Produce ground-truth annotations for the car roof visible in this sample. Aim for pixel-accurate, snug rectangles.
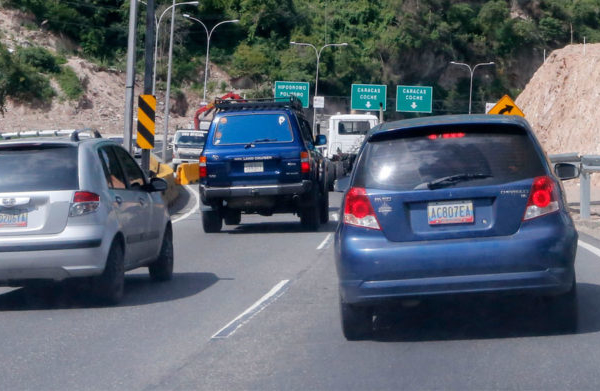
[368,114,531,140]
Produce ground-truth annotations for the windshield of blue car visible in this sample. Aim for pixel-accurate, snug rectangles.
[213,113,294,145]
[0,145,79,192]
[353,125,546,191]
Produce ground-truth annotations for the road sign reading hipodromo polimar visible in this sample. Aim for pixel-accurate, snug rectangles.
[351,84,387,111]
[274,81,310,108]
[396,85,433,113]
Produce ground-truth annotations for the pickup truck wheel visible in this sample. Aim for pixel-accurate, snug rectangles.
[301,187,320,231]
[319,188,329,224]
[149,226,174,281]
[224,210,241,225]
[202,209,222,233]
[93,240,125,305]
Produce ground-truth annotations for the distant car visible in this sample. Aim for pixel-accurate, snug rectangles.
[108,135,142,158]
[199,97,329,232]
[171,129,206,170]
[335,115,580,340]
[0,130,173,304]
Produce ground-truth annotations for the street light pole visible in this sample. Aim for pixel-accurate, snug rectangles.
[152,1,198,96]
[290,41,348,133]
[450,61,495,114]
[183,15,239,104]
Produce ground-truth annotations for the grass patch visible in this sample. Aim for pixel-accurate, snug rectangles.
[55,65,84,100]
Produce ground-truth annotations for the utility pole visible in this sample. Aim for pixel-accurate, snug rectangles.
[141,0,155,174]
[123,0,139,155]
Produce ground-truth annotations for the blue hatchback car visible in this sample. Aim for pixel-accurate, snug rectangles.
[335,115,579,340]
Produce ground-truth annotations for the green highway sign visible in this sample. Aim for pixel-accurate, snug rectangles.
[274,81,310,108]
[351,84,387,111]
[396,85,433,113]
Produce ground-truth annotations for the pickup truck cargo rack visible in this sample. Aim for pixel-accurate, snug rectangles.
[214,96,303,112]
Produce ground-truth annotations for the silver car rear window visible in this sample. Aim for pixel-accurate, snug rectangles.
[0,145,79,191]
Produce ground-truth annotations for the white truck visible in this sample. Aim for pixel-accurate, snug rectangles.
[323,113,379,184]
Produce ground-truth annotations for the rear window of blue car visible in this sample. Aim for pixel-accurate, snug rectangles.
[213,113,294,145]
[353,125,546,190]
[0,144,79,191]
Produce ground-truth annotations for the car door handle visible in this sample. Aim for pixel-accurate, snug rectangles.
[114,196,123,205]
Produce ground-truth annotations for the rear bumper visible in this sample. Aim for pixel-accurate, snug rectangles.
[200,180,312,198]
[0,226,109,284]
[335,221,578,305]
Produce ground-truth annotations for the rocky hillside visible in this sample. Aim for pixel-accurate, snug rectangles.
[516,43,600,157]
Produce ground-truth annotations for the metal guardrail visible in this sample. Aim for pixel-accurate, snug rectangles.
[549,153,600,219]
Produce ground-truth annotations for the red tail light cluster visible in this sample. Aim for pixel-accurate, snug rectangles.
[199,156,207,178]
[523,176,559,221]
[343,187,381,230]
[300,151,310,173]
[69,191,100,217]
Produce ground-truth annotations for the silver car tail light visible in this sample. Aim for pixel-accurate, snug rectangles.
[69,191,100,217]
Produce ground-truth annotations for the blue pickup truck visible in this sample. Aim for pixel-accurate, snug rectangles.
[199,97,329,232]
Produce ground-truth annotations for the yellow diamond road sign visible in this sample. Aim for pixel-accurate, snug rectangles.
[488,95,525,117]
[137,94,156,149]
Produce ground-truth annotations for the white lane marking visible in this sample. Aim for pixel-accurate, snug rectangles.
[578,240,600,258]
[212,280,290,339]
[172,185,200,224]
[317,233,333,250]
[331,212,339,222]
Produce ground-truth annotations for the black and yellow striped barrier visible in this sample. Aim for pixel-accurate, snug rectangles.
[137,94,156,149]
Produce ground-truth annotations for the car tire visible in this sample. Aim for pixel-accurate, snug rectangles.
[224,210,241,225]
[93,240,125,305]
[149,226,174,282]
[319,187,329,224]
[300,187,320,231]
[340,299,373,341]
[202,209,222,233]
[544,277,578,332]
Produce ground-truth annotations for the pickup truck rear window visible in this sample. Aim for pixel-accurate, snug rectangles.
[213,113,294,145]
[0,145,79,192]
[353,125,546,190]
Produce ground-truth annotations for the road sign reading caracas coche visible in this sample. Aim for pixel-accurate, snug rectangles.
[396,85,433,113]
[274,81,310,108]
[351,84,387,111]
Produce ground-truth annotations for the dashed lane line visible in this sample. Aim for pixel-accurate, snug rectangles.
[212,280,290,339]
[578,240,600,259]
[317,233,333,250]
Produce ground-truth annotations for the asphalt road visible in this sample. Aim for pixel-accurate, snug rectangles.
[2,187,600,390]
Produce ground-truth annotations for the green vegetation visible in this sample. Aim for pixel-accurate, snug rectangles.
[3,0,600,114]
[56,66,84,100]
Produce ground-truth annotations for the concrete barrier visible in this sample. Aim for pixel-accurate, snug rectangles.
[150,155,179,206]
[175,163,200,185]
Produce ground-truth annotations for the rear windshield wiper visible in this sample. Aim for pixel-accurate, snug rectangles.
[245,138,278,148]
[424,173,492,190]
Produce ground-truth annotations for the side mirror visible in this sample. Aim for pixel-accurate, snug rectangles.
[148,177,168,192]
[315,134,327,146]
[334,175,351,193]
[554,163,580,180]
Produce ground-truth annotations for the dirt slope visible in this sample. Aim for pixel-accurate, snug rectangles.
[516,43,600,156]
[0,8,206,134]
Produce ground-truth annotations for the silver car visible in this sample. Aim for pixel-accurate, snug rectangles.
[0,130,173,304]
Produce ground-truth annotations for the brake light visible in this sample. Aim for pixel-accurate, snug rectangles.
[343,187,381,230]
[523,176,559,221]
[69,191,100,217]
[199,156,207,178]
[427,132,466,139]
[301,151,310,173]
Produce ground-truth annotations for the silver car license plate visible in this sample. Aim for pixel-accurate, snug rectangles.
[0,209,28,228]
